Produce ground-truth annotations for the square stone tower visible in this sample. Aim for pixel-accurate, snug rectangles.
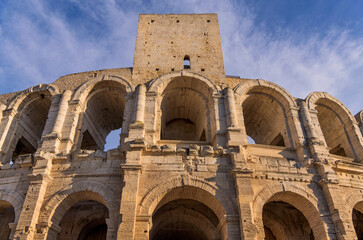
[132,14,226,83]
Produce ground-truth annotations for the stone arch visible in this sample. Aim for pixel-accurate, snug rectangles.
[346,190,363,215]
[253,182,329,240]
[148,70,220,94]
[7,84,59,111]
[70,76,132,151]
[40,180,118,233]
[72,75,133,104]
[346,190,363,238]
[138,175,238,219]
[306,92,356,123]
[234,79,298,148]
[234,79,296,109]
[0,84,57,164]
[139,175,240,239]
[0,189,24,222]
[150,71,219,143]
[306,92,363,160]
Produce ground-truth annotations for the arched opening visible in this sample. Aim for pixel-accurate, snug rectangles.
[242,91,289,147]
[150,187,223,240]
[353,202,363,239]
[160,76,213,142]
[263,201,314,240]
[314,98,355,158]
[57,200,109,240]
[79,81,126,151]
[184,55,191,69]
[6,91,52,163]
[0,200,15,240]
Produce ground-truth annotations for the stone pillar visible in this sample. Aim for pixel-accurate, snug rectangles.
[285,106,311,162]
[299,101,319,141]
[128,85,146,141]
[50,90,72,135]
[230,152,257,240]
[134,84,146,123]
[212,93,226,147]
[223,88,244,147]
[118,150,142,240]
[13,160,53,240]
[58,100,84,153]
[120,94,133,146]
[39,90,72,153]
[0,108,17,164]
[315,163,357,240]
[225,87,238,127]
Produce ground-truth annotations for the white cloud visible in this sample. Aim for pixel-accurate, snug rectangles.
[0,0,362,113]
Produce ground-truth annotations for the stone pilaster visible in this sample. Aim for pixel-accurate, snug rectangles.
[315,163,357,239]
[230,151,257,240]
[13,158,53,240]
[118,161,142,240]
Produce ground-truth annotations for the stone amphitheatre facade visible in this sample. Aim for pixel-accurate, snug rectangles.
[0,13,363,240]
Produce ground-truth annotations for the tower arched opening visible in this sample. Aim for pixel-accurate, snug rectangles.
[0,200,15,240]
[5,91,52,163]
[242,92,290,147]
[78,81,126,151]
[160,76,214,142]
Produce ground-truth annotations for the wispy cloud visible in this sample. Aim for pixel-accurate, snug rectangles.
[0,0,362,113]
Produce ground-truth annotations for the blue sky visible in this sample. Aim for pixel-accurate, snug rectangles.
[0,0,362,149]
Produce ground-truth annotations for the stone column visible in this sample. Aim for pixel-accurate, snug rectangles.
[224,88,244,147]
[58,100,84,153]
[0,108,17,164]
[128,85,146,141]
[212,94,226,147]
[225,87,238,127]
[285,106,310,162]
[134,84,146,124]
[299,100,321,144]
[39,90,72,153]
[13,162,53,240]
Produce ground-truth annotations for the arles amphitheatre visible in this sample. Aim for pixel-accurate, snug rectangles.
[0,14,362,240]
